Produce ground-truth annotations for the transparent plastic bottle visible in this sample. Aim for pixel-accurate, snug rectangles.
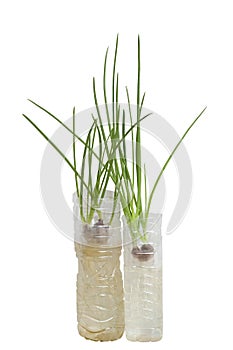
[73,191,124,341]
[123,214,162,342]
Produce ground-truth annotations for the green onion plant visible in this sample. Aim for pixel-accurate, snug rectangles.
[22,36,151,225]
[91,35,206,242]
[22,35,206,239]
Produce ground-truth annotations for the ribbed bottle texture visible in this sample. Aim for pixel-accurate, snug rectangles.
[73,192,124,341]
[123,215,163,342]
[75,243,124,340]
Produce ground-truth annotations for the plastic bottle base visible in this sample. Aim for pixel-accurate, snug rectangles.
[78,324,124,342]
[125,329,162,342]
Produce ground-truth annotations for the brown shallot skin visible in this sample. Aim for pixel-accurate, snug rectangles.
[131,243,154,262]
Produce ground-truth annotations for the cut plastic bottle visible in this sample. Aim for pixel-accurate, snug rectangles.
[73,191,124,341]
[123,214,162,342]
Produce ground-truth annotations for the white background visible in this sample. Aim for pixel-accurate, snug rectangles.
[1,0,233,349]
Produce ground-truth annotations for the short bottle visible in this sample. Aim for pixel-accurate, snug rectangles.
[123,214,163,342]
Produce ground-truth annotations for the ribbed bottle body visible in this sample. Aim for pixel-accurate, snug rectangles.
[123,214,162,342]
[73,192,124,341]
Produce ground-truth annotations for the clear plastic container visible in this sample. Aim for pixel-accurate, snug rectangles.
[123,214,162,342]
[73,191,124,341]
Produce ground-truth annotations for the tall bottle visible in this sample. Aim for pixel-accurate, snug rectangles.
[73,191,124,341]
